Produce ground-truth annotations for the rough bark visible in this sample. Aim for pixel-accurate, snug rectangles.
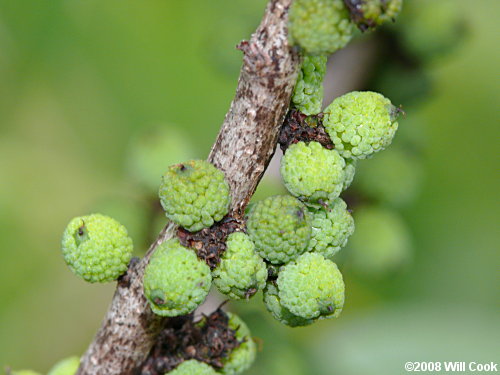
[77,0,300,373]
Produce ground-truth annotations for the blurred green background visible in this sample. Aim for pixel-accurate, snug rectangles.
[0,0,498,373]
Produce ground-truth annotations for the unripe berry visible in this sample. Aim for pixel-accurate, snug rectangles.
[159,160,230,232]
[10,371,42,375]
[220,313,256,375]
[246,195,312,264]
[143,239,211,317]
[292,55,327,115]
[308,198,354,259]
[345,0,402,31]
[323,91,399,159]
[212,232,267,300]
[348,206,412,276]
[61,214,133,283]
[263,282,314,327]
[289,0,354,55]
[277,253,345,320]
[47,356,80,375]
[167,360,217,375]
[281,141,346,205]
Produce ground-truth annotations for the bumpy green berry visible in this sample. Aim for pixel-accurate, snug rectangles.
[399,0,464,60]
[127,126,195,193]
[354,147,422,207]
[220,313,256,375]
[47,356,80,375]
[323,91,399,159]
[61,214,133,283]
[11,371,42,375]
[159,160,230,232]
[167,360,217,375]
[263,282,314,327]
[212,232,267,300]
[281,141,346,204]
[292,55,327,115]
[246,195,312,264]
[348,206,412,276]
[289,0,354,55]
[143,239,211,317]
[345,0,402,30]
[343,159,357,191]
[277,253,344,320]
[307,198,354,259]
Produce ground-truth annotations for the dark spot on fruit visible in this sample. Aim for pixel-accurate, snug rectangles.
[74,222,89,246]
[154,297,166,306]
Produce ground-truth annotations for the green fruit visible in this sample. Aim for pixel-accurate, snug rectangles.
[127,126,195,193]
[220,313,256,375]
[345,0,402,30]
[281,141,346,205]
[348,206,412,276]
[61,214,133,283]
[308,198,354,259]
[212,232,267,300]
[292,54,327,115]
[363,0,402,25]
[143,239,211,317]
[289,0,354,55]
[277,253,345,320]
[10,371,42,375]
[246,195,312,264]
[323,91,399,159]
[47,356,80,375]
[354,147,422,207]
[159,160,230,232]
[167,360,217,375]
[399,0,464,60]
[263,282,314,327]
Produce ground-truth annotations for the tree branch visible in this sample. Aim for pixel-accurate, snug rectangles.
[76,0,300,373]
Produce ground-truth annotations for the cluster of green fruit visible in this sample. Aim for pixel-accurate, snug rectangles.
[289,0,403,55]
[242,0,406,326]
[57,84,401,368]
[260,84,401,326]
[51,1,411,374]
[58,159,256,374]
